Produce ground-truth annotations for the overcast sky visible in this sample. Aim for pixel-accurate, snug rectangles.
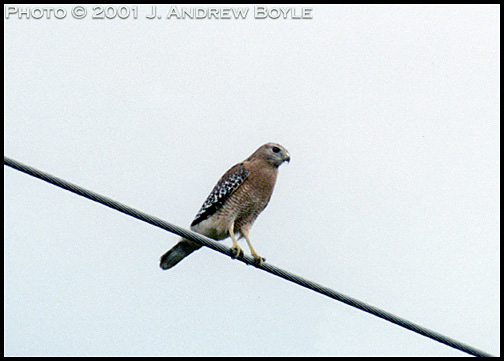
[4,4,500,356]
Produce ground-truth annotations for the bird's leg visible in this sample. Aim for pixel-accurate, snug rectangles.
[228,224,244,259]
[242,230,265,266]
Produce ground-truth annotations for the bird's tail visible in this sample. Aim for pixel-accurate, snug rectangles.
[160,238,202,270]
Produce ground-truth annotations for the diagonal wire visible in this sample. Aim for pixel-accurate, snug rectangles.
[4,156,495,357]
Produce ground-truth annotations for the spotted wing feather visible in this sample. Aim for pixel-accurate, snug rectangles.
[191,163,249,227]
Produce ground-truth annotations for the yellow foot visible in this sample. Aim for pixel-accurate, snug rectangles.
[230,245,244,259]
[252,252,266,266]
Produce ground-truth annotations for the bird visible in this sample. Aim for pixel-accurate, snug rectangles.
[160,143,290,270]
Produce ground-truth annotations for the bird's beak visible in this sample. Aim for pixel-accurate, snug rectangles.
[284,152,291,163]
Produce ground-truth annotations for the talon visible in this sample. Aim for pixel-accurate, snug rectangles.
[230,245,244,259]
[252,253,266,266]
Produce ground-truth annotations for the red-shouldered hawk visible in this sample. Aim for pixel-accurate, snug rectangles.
[160,143,290,269]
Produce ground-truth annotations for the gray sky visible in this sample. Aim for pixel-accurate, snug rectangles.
[4,4,500,356]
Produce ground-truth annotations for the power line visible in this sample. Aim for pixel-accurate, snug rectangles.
[4,156,495,357]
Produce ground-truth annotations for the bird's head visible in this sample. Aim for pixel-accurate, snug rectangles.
[253,143,290,168]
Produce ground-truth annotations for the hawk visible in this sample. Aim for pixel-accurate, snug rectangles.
[160,143,290,269]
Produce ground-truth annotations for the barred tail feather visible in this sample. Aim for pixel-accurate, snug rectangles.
[160,239,202,270]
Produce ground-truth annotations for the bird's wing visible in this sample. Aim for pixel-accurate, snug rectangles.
[190,163,249,227]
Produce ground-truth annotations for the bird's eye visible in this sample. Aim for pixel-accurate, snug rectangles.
[272,146,281,153]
